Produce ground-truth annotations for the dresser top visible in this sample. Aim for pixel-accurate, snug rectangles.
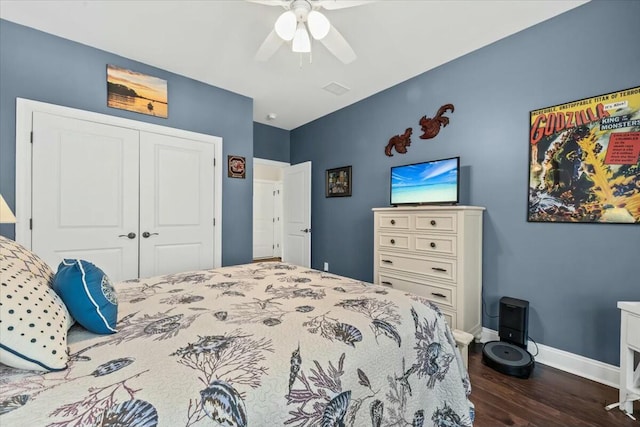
[372,205,485,212]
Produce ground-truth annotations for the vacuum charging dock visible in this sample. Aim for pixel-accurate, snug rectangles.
[482,297,535,379]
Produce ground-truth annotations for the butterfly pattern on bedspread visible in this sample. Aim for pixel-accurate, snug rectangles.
[0,262,473,426]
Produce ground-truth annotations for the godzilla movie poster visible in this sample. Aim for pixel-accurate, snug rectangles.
[528,86,640,224]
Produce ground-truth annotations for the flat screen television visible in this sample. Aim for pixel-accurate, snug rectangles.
[390,156,460,206]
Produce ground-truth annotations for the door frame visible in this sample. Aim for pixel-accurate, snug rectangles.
[253,158,288,260]
[15,98,223,268]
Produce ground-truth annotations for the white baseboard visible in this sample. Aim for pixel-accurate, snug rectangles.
[480,328,620,389]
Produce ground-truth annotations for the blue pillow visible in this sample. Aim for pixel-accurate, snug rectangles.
[53,260,118,334]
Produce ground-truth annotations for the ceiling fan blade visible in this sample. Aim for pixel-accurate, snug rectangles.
[316,0,374,10]
[246,0,290,7]
[255,29,285,61]
[320,25,356,64]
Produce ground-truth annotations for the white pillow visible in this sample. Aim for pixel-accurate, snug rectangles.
[0,236,70,371]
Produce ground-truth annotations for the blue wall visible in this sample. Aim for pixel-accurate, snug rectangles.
[254,122,290,163]
[290,0,640,365]
[0,20,254,266]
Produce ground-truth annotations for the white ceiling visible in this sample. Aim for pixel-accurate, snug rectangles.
[0,0,588,130]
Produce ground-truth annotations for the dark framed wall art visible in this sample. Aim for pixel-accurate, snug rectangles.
[228,155,246,178]
[326,166,352,197]
[528,86,640,224]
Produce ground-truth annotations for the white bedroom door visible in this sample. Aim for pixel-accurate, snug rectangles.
[138,132,215,278]
[31,112,140,282]
[283,161,311,267]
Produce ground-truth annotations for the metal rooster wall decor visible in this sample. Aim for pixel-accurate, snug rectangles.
[419,104,454,139]
[384,128,413,156]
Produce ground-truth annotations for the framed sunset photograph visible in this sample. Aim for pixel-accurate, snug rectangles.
[107,64,168,118]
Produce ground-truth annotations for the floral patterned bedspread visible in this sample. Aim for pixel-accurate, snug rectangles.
[0,262,473,426]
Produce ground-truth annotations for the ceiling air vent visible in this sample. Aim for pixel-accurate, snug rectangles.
[322,82,350,96]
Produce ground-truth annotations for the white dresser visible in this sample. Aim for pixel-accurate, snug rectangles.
[372,206,484,338]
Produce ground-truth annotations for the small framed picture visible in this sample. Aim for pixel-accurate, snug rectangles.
[107,64,168,118]
[326,165,352,197]
[228,155,246,178]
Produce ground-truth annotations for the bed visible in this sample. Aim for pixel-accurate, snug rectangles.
[1,239,474,426]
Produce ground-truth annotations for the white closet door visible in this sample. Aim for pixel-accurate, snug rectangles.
[273,182,282,258]
[253,180,275,259]
[31,112,140,282]
[139,132,215,278]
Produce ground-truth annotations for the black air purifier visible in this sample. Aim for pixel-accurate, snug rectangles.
[482,297,535,378]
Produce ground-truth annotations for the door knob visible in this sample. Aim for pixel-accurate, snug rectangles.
[300,228,311,233]
[118,232,136,239]
[142,232,159,238]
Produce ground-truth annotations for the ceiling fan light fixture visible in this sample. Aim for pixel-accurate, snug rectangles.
[274,10,296,41]
[292,22,311,53]
[307,10,330,40]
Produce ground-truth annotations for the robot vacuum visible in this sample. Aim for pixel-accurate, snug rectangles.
[482,340,534,378]
[482,297,535,379]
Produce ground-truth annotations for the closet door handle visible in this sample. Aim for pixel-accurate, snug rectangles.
[118,232,136,239]
[142,232,159,238]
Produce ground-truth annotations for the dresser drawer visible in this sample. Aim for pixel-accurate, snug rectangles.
[378,252,456,282]
[378,233,410,250]
[628,313,640,350]
[415,234,457,256]
[378,214,410,230]
[378,273,455,309]
[415,213,457,233]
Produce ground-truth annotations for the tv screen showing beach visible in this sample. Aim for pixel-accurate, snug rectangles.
[391,158,459,205]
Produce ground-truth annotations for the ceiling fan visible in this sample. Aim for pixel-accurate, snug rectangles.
[249,0,373,64]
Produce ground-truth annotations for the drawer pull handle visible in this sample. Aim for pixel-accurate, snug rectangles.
[430,242,436,248]
[390,239,395,244]
[432,267,447,272]
[430,220,436,226]
[382,259,393,264]
[431,292,446,298]
[390,219,396,225]
[381,281,393,286]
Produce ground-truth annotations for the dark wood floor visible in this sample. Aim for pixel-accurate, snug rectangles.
[468,342,638,426]
[252,257,282,263]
